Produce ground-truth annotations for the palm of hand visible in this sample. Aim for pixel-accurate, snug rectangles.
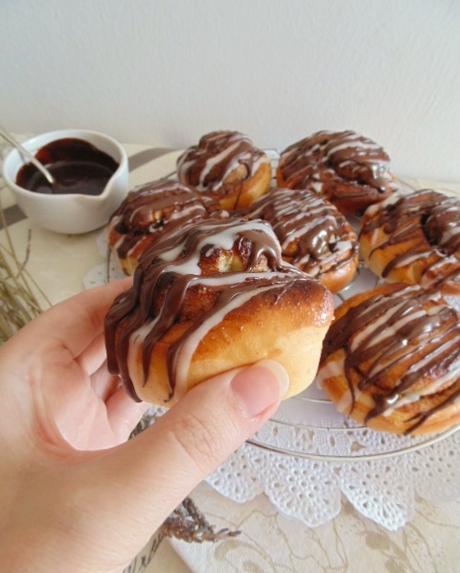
[0,281,152,573]
[0,279,144,456]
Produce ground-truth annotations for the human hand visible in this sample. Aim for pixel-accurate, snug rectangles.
[0,281,287,573]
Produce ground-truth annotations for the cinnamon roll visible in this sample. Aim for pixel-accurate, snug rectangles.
[108,179,209,275]
[177,131,272,211]
[318,283,460,435]
[105,217,334,405]
[277,130,396,215]
[248,188,359,292]
[360,190,460,295]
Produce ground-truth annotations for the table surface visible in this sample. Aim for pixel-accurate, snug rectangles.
[1,141,459,573]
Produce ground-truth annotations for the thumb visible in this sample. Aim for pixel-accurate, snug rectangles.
[84,360,288,529]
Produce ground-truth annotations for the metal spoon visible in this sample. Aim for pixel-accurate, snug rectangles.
[0,126,56,185]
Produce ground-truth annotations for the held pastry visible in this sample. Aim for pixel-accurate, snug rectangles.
[318,283,460,435]
[177,131,272,211]
[248,187,359,292]
[277,130,396,215]
[105,217,334,405]
[108,179,209,275]
[360,189,460,293]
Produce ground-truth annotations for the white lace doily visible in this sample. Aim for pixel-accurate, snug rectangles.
[126,406,460,532]
[83,165,460,532]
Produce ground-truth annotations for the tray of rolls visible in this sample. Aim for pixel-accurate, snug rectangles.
[100,130,460,460]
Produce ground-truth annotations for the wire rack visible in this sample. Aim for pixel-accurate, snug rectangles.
[150,150,460,461]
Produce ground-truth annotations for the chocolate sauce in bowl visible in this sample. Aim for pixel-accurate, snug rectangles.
[16,138,119,196]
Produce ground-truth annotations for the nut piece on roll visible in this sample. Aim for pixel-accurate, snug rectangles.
[360,189,460,308]
[108,179,209,275]
[105,217,334,405]
[277,130,396,215]
[248,187,359,293]
[318,283,460,436]
[177,131,272,211]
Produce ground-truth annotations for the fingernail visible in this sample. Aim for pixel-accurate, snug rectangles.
[230,360,290,418]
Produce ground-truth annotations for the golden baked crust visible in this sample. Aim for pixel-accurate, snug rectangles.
[105,217,334,405]
[129,281,332,404]
[248,188,359,292]
[277,130,396,215]
[177,131,272,210]
[319,283,460,435]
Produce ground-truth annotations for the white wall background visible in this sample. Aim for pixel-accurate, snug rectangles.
[2,0,459,179]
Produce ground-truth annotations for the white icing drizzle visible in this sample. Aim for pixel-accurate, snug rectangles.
[198,140,243,188]
[325,139,382,161]
[279,130,394,196]
[370,310,426,348]
[391,250,432,269]
[383,356,460,417]
[177,131,269,193]
[248,187,357,279]
[158,219,282,265]
[173,283,288,395]
[280,216,337,249]
[350,298,406,351]
[404,333,460,378]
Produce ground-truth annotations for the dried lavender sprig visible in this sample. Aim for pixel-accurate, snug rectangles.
[0,202,50,342]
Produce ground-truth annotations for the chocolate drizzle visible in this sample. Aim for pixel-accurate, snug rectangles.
[321,284,460,433]
[105,217,315,402]
[248,188,358,280]
[109,179,209,262]
[420,255,460,300]
[278,130,395,212]
[177,131,269,194]
[362,189,460,281]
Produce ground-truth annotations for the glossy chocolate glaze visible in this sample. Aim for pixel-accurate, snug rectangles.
[109,179,209,260]
[278,130,395,211]
[17,138,118,196]
[105,217,316,401]
[248,188,358,278]
[177,131,269,194]
[322,284,460,433]
[420,255,460,297]
[362,189,460,279]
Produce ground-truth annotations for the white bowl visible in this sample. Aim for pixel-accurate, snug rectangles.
[2,129,129,234]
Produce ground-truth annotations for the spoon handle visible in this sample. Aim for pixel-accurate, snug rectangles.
[0,127,55,185]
